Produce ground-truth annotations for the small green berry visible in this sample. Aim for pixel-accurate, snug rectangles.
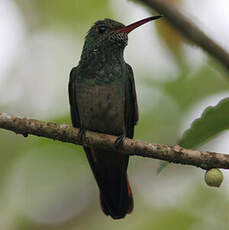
[204,168,223,188]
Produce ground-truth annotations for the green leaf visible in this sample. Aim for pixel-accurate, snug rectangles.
[179,97,229,149]
[157,161,169,174]
[158,97,229,173]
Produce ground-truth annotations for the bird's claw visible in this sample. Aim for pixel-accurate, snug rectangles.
[78,128,86,142]
[115,134,125,149]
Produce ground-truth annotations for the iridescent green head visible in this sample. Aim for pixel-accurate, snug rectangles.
[83,18,128,56]
[81,16,162,60]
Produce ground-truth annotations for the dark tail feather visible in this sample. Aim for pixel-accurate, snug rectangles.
[100,175,133,219]
[84,147,133,219]
[126,175,134,214]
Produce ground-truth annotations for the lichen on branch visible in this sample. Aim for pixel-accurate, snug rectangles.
[1,112,229,170]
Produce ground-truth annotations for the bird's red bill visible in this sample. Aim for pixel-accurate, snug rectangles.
[115,15,162,34]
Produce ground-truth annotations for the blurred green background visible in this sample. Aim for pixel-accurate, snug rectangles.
[1,0,229,229]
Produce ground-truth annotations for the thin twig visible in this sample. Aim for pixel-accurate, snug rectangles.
[0,112,229,170]
[140,0,229,72]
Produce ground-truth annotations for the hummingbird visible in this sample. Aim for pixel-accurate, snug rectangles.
[69,16,162,219]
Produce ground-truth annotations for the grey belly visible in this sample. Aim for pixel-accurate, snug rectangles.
[76,82,125,135]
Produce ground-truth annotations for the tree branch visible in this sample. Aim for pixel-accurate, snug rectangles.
[0,112,229,170]
[140,0,229,72]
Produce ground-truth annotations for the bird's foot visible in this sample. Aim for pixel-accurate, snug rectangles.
[78,128,86,143]
[115,134,125,149]
[22,133,28,137]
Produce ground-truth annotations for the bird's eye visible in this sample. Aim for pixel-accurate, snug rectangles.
[98,26,106,34]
